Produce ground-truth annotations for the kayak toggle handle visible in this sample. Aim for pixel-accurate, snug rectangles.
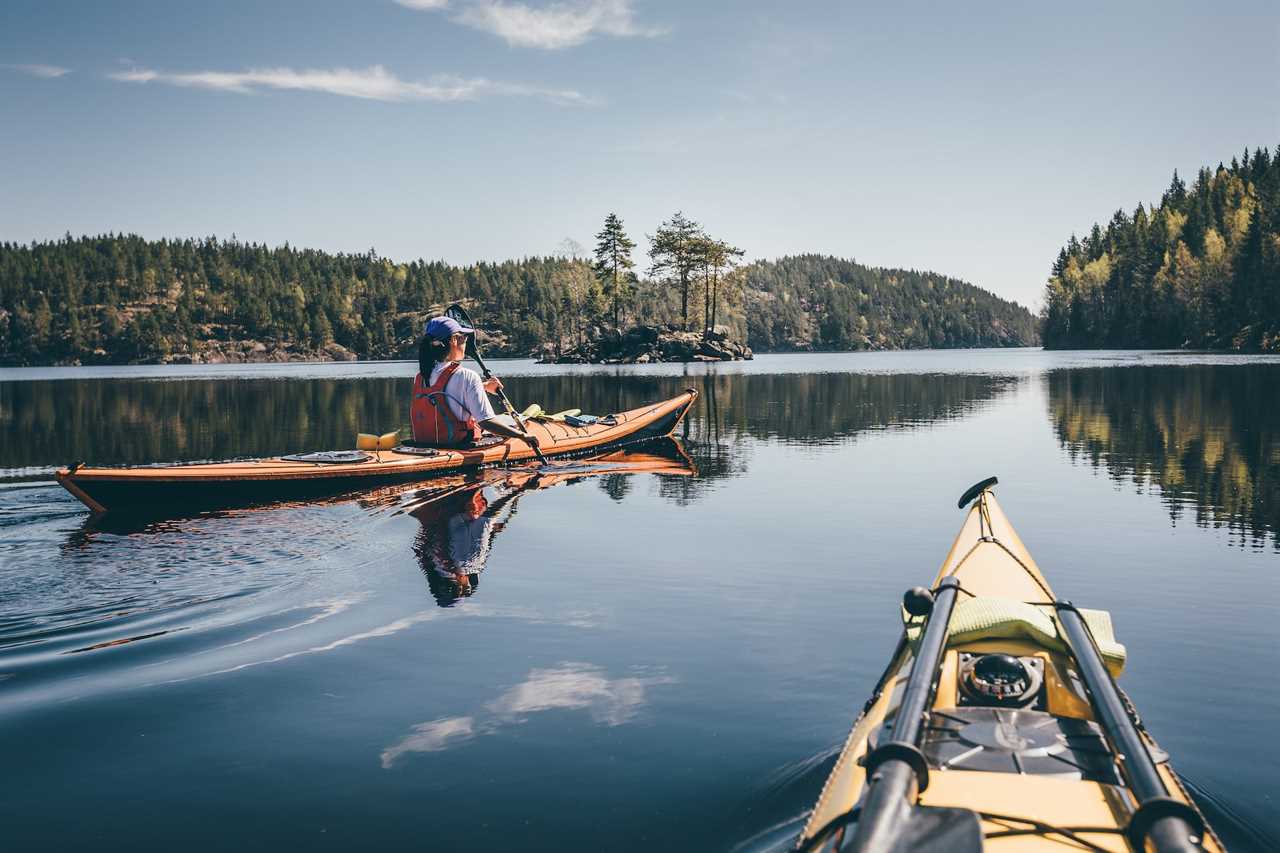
[957,476,999,509]
[902,587,935,617]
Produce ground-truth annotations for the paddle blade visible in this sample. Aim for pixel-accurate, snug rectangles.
[357,431,402,451]
[445,305,482,358]
[444,303,475,328]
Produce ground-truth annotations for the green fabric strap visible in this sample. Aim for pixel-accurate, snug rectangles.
[903,596,1127,676]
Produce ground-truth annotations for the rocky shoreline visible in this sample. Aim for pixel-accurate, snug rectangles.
[32,327,755,367]
[161,340,359,365]
[537,325,752,364]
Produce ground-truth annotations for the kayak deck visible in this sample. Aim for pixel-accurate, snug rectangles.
[56,389,697,514]
[800,484,1221,852]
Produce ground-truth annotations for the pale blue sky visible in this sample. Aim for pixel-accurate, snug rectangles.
[2,1,1277,308]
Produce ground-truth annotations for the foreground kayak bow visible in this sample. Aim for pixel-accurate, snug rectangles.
[799,478,1220,852]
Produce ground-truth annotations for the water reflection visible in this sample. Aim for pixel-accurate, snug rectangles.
[1,371,1016,479]
[381,662,675,767]
[406,441,697,606]
[1048,365,1280,548]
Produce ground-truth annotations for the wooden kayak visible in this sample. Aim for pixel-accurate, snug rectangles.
[799,478,1221,852]
[56,389,697,515]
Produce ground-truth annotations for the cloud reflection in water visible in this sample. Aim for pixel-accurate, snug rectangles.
[381,662,673,767]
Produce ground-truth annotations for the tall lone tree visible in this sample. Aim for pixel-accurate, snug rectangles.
[694,236,744,332]
[592,213,636,328]
[648,211,704,331]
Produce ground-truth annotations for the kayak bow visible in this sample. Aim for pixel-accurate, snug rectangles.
[799,478,1220,852]
[56,389,697,515]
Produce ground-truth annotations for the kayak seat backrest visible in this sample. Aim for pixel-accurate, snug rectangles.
[904,596,1126,676]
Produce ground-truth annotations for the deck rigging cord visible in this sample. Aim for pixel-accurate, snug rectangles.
[793,805,1127,853]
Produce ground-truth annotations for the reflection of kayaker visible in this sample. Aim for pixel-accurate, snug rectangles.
[407,440,697,606]
[411,479,529,607]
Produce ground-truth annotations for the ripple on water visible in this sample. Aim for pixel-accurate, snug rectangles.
[0,483,410,711]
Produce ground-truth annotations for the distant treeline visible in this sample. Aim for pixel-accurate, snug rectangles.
[0,233,1037,366]
[743,255,1037,350]
[1041,146,1280,351]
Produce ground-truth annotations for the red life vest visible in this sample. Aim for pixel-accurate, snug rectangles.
[411,362,483,447]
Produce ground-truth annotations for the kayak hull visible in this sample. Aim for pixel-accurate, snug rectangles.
[56,390,697,515]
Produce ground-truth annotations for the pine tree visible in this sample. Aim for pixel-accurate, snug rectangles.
[703,238,744,331]
[591,213,636,328]
[1163,170,1188,207]
[648,212,704,331]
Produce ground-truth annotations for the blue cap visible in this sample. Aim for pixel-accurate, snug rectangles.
[424,316,475,340]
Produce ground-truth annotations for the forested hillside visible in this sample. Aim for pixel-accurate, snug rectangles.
[743,255,1037,351]
[0,236,593,365]
[1042,146,1280,350]
[0,235,1037,365]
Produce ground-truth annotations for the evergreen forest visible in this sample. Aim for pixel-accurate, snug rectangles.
[0,229,1038,366]
[743,255,1036,351]
[1041,146,1280,350]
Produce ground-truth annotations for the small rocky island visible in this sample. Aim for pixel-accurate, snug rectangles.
[538,325,752,364]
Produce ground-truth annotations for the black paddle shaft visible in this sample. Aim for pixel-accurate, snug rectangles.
[1054,603,1205,852]
[843,575,961,853]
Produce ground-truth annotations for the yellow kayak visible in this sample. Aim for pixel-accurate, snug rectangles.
[799,478,1221,852]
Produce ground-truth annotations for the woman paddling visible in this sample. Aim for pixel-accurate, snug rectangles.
[411,316,542,450]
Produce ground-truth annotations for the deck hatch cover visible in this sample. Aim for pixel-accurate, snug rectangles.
[872,708,1120,784]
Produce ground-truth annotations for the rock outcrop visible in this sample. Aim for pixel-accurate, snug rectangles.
[539,325,752,364]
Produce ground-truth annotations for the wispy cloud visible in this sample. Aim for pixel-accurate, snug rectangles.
[106,64,589,104]
[401,0,663,50]
[2,63,72,78]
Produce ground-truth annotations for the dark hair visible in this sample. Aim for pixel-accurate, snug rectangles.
[418,335,450,376]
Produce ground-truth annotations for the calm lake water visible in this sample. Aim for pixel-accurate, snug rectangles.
[1,350,1278,851]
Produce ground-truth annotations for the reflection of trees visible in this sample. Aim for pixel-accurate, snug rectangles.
[669,371,1011,504]
[1,377,408,471]
[599,474,633,502]
[4,370,1012,486]
[1048,366,1280,549]
[507,371,1015,449]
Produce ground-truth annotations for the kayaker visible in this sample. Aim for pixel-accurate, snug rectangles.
[412,316,541,449]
